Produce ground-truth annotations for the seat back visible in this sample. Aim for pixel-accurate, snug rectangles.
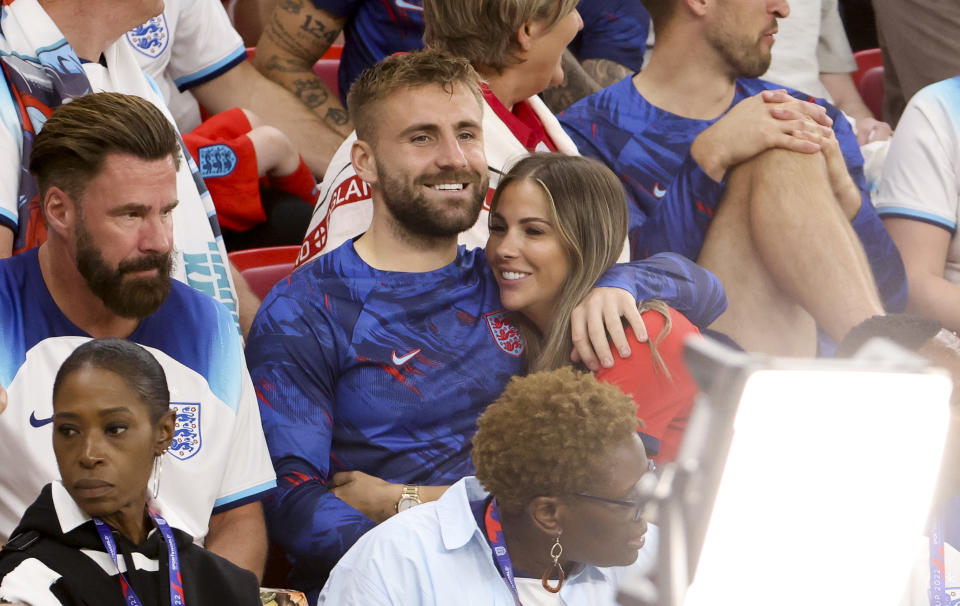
[312,59,340,100]
[853,48,883,88]
[228,245,302,299]
[858,66,885,121]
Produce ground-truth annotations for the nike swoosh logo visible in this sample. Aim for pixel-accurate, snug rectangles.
[29,412,53,428]
[394,0,424,11]
[653,184,667,199]
[391,349,421,366]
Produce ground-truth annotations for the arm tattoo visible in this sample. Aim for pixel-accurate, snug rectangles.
[325,107,349,126]
[292,77,331,109]
[582,58,634,88]
[300,15,341,46]
[263,55,304,74]
[541,49,601,113]
[264,19,315,60]
[277,0,303,15]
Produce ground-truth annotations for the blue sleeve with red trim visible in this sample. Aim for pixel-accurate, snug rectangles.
[245,277,376,586]
[573,0,649,72]
[595,253,727,328]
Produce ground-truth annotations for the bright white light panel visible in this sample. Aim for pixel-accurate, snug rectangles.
[684,369,951,606]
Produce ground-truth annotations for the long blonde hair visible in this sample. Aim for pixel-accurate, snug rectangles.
[490,154,635,371]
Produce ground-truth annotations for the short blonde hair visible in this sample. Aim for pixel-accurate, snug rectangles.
[472,367,640,513]
[346,49,483,142]
[423,0,579,73]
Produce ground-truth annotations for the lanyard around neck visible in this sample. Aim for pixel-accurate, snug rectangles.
[93,509,186,606]
[479,497,524,606]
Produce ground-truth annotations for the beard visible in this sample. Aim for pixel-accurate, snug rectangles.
[74,221,173,319]
[376,162,488,239]
[707,20,773,79]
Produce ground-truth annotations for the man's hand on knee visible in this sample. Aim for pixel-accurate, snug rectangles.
[793,124,862,220]
[691,89,833,182]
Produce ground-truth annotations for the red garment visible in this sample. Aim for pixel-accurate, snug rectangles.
[183,108,263,232]
[595,307,701,464]
[269,158,318,206]
[479,83,558,152]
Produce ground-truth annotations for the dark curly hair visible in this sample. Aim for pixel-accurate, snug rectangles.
[472,367,640,513]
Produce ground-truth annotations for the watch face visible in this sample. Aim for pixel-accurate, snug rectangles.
[397,497,419,512]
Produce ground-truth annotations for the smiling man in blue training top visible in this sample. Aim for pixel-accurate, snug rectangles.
[244,49,728,601]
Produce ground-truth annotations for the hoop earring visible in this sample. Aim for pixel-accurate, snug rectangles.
[541,534,565,593]
[151,451,165,501]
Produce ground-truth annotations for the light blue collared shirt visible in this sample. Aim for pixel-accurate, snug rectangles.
[317,476,658,605]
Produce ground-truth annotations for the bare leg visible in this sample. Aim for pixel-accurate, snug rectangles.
[698,149,884,356]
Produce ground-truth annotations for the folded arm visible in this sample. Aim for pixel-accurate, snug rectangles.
[252,0,353,139]
[245,296,375,576]
[191,60,344,176]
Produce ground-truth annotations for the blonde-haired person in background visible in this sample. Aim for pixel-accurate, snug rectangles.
[319,367,656,605]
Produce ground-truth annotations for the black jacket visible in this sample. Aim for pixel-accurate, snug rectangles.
[0,484,260,606]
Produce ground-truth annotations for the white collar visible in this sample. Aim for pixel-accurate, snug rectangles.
[51,481,191,537]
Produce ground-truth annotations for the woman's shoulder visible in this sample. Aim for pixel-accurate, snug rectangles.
[0,530,117,606]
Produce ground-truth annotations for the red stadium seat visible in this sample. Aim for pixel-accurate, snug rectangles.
[228,245,302,299]
[853,48,883,88]
[313,59,340,100]
[857,66,885,122]
[321,44,343,60]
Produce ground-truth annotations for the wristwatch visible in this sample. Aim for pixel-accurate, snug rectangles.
[396,485,422,513]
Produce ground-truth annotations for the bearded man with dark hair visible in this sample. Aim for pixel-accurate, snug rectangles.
[0,93,276,579]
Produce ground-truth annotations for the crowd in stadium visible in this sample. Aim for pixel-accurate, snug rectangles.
[0,0,958,604]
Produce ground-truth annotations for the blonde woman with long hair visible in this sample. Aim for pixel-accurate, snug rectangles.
[487,154,705,463]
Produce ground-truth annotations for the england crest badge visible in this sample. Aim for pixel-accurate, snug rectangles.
[485,310,524,357]
[126,15,169,59]
[169,403,202,460]
[197,144,238,178]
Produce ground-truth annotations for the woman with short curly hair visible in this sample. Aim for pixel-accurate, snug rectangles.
[318,367,653,605]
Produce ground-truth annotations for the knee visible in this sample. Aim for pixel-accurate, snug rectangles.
[746,148,828,187]
[248,126,301,176]
[241,108,263,129]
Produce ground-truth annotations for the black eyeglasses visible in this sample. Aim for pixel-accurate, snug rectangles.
[569,459,655,522]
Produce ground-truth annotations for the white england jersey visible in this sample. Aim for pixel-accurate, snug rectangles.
[875,77,960,285]
[0,0,240,323]
[126,0,247,131]
[0,249,276,543]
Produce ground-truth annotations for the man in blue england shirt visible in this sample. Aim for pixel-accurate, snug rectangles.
[244,49,726,600]
[559,0,906,357]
